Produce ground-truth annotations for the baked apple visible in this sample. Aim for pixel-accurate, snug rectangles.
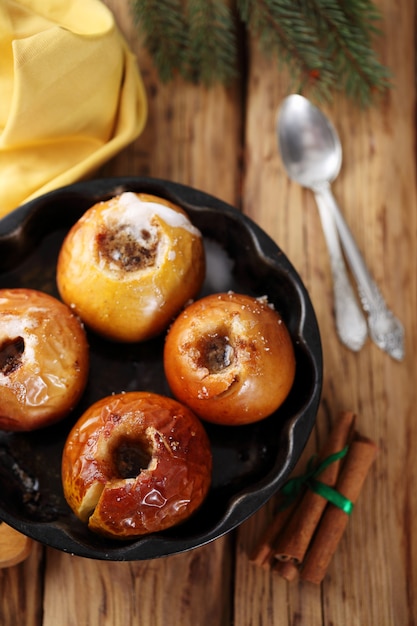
[163,292,296,425]
[61,391,212,539]
[0,288,89,431]
[56,192,205,342]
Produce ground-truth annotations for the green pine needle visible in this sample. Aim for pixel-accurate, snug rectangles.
[129,0,391,107]
[301,0,391,106]
[130,0,188,82]
[237,0,336,100]
[185,0,238,85]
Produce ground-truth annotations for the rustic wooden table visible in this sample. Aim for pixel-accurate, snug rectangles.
[1,0,416,624]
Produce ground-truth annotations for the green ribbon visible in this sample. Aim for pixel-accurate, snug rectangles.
[279,446,353,515]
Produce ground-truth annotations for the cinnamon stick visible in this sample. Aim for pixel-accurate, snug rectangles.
[249,497,300,569]
[300,434,378,584]
[273,559,299,582]
[273,411,356,564]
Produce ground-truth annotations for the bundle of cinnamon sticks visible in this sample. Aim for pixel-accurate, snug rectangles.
[250,411,378,584]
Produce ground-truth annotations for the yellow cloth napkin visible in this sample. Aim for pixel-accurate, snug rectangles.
[0,0,147,218]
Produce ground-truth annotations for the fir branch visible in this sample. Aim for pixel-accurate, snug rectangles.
[129,0,391,107]
[130,0,188,82]
[236,0,335,100]
[302,0,391,106]
[341,0,384,39]
[184,0,238,85]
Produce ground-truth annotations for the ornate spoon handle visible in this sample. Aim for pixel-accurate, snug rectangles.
[313,190,368,352]
[314,183,404,361]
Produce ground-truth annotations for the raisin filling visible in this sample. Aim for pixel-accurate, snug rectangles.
[96,223,159,272]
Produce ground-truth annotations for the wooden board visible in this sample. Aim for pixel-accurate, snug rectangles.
[1,0,416,624]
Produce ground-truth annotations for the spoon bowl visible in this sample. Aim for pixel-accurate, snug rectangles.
[278,94,342,188]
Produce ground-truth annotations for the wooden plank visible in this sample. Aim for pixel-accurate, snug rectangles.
[235,0,417,624]
[101,0,243,206]
[0,542,44,626]
[40,2,242,626]
[43,538,232,626]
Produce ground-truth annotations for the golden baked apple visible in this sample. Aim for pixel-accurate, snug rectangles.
[56,192,205,342]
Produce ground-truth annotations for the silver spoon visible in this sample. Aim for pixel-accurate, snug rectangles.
[277,94,404,361]
[277,95,367,353]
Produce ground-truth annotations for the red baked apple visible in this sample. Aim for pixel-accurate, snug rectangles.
[62,391,212,538]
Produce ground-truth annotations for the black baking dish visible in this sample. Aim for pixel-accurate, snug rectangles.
[0,177,322,560]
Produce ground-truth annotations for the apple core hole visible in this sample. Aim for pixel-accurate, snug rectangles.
[0,336,25,376]
[112,438,153,479]
[196,331,234,374]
